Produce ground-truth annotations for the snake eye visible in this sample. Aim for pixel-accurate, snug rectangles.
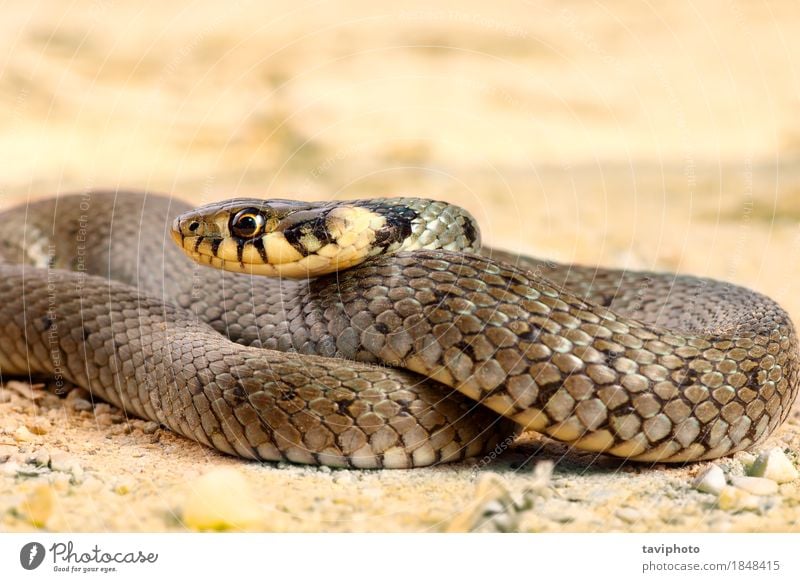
[230,208,266,238]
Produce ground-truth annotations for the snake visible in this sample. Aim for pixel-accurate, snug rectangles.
[0,191,796,469]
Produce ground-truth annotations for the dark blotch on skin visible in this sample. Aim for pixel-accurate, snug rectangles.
[313,216,335,244]
[519,325,544,343]
[462,218,478,245]
[283,216,333,256]
[374,207,417,248]
[230,382,248,402]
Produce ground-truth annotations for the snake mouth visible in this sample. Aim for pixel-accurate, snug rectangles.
[171,204,391,279]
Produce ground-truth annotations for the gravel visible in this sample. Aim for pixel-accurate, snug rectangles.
[13,427,35,443]
[70,399,93,412]
[749,448,799,484]
[692,465,726,495]
[729,476,780,496]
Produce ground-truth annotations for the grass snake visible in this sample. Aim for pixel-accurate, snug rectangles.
[0,191,796,468]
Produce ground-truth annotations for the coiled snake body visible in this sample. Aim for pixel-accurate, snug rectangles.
[0,192,796,468]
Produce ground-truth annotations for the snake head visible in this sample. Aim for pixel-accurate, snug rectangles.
[171,198,413,279]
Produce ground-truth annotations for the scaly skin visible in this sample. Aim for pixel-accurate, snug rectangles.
[0,191,796,466]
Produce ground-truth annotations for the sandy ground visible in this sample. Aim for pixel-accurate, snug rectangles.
[1,0,800,532]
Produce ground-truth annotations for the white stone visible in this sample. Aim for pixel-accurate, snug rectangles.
[729,476,779,496]
[616,507,641,524]
[13,426,35,442]
[0,444,17,462]
[736,451,757,471]
[749,448,799,484]
[692,464,726,495]
[50,452,84,481]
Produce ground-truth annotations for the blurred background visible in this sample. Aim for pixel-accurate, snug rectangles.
[1,0,799,314]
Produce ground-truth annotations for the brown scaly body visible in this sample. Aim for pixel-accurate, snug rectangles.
[0,191,796,467]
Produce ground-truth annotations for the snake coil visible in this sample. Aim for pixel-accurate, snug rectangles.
[0,191,796,468]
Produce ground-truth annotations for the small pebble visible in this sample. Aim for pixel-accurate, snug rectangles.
[66,388,91,401]
[1,461,21,476]
[182,468,262,531]
[96,414,114,427]
[488,513,515,532]
[50,451,84,481]
[18,483,55,527]
[95,403,113,415]
[481,499,505,515]
[141,421,159,434]
[729,476,778,496]
[0,390,10,403]
[718,486,761,511]
[27,418,50,435]
[749,448,799,484]
[615,507,641,524]
[13,426,35,442]
[532,460,554,488]
[737,451,757,471]
[6,381,46,401]
[332,472,355,484]
[0,444,17,462]
[40,393,62,409]
[109,423,133,436]
[692,464,726,495]
[71,398,93,412]
[17,466,49,477]
[113,478,134,495]
[30,449,51,467]
[445,474,516,533]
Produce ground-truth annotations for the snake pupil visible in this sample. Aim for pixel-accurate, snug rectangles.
[231,208,265,238]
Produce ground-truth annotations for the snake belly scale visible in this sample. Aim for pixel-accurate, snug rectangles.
[0,191,796,468]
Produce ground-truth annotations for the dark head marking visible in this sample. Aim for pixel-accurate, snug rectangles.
[461,218,478,245]
[252,237,268,262]
[283,216,333,256]
[373,207,417,248]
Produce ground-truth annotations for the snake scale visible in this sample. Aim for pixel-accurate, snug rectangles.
[0,191,796,468]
